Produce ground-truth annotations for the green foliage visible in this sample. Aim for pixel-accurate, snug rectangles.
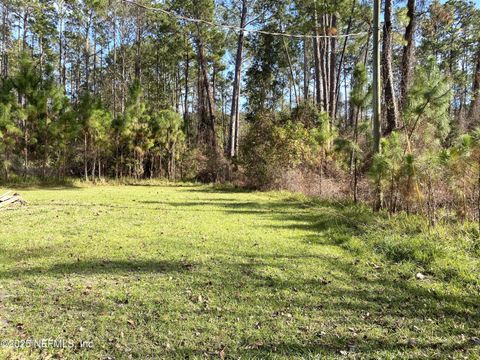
[150,109,185,179]
[78,91,112,179]
[245,25,290,116]
[367,60,453,213]
[242,109,334,188]
[437,128,480,219]
[0,101,21,178]
[350,63,371,109]
[403,59,451,142]
[0,55,75,177]
[369,132,420,210]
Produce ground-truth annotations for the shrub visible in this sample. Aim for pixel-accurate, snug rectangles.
[241,109,335,190]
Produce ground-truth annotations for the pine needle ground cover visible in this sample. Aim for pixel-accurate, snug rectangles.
[0,184,479,359]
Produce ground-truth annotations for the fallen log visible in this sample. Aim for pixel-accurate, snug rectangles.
[0,191,14,202]
[0,191,26,209]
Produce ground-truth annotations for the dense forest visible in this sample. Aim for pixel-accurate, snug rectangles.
[1,0,480,221]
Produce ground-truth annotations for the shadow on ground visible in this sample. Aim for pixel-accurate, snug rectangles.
[2,186,479,358]
[0,259,194,278]
[133,192,480,357]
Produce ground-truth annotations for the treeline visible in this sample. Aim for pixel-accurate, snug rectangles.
[1,0,480,222]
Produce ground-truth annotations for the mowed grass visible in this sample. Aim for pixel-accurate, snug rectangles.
[0,184,479,359]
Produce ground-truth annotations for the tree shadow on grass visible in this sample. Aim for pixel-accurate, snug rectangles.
[140,199,316,215]
[117,183,202,188]
[174,252,479,357]
[3,191,479,357]
[137,199,243,205]
[0,244,60,262]
[184,185,253,194]
[231,335,479,359]
[155,194,479,357]
[0,259,194,279]
[237,252,479,318]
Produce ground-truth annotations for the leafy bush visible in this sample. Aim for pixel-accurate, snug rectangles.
[241,109,334,189]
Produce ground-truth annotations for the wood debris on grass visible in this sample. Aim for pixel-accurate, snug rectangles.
[0,191,26,209]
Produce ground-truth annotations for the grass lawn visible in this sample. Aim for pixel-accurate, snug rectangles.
[0,184,479,359]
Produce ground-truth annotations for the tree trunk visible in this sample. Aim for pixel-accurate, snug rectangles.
[184,35,190,123]
[313,4,323,110]
[400,0,416,109]
[58,8,64,87]
[135,12,142,81]
[22,10,28,51]
[23,115,28,176]
[321,14,330,115]
[283,35,299,107]
[1,4,8,78]
[84,11,92,92]
[468,49,480,127]
[229,0,248,158]
[382,0,400,135]
[303,39,309,101]
[373,0,382,210]
[84,133,88,181]
[112,10,117,118]
[196,28,217,148]
[335,0,356,119]
[93,26,97,94]
[43,118,48,178]
[328,14,337,121]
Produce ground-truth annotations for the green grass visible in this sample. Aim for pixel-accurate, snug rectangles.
[0,184,479,359]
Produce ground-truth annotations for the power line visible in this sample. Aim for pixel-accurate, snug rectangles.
[121,0,368,39]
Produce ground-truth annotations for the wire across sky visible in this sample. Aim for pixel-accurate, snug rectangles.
[121,0,369,39]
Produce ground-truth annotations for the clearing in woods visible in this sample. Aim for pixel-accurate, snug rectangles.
[0,184,479,359]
